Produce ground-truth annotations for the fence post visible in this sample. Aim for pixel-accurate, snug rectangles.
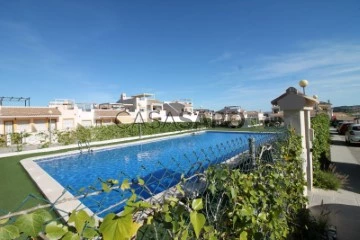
[248,137,256,166]
[271,87,318,194]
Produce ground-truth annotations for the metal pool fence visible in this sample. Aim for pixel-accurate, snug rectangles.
[0,128,289,239]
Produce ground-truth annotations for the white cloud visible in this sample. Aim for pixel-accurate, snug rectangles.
[250,42,360,81]
[209,52,232,63]
[209,41,360,109]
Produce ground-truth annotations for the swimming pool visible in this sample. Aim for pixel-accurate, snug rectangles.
[34,131,275,217]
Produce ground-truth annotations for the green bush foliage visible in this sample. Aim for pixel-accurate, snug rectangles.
[56,122,203,145]
[314,170,341,190]
[0,135,6,147]
[311,113,331,172]
[10,132,30,152]
[55,130,76,145]
[311,113,341,190]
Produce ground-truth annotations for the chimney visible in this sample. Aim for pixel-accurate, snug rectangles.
[121,93,126,101]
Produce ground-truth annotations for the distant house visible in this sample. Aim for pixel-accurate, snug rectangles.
[94,109,133,126]
[49,99,96,130]
[215,106,244,126]
[117,93,166,122]
[244,110,265,126]
[0,106,60,135]
[163,100,198,122]
[264,105,284,125]
[332,112,354,122]
[94,103,133,126]
[194,108,214,120]
[312,100,333,118]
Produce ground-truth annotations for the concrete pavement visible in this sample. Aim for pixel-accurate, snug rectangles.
[308,129,360,240]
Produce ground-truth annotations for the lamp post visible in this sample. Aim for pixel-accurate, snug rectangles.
[48,110,53,144]
[299,79,309,95]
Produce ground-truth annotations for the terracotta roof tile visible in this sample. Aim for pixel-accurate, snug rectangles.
[0,107,61,117]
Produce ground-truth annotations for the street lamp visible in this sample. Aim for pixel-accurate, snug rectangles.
[299,79,309,95]
[48,110,53,144]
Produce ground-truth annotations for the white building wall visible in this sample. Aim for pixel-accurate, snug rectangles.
[75,107,94,127]
[49,100,76,131]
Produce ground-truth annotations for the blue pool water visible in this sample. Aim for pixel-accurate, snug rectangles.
[37,131,274,217]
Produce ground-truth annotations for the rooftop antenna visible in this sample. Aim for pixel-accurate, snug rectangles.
[0,96,31,106]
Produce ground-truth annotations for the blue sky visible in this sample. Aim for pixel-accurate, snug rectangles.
[1,0,359,111]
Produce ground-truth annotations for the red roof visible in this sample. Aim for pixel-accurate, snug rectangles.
[0,107,61,117]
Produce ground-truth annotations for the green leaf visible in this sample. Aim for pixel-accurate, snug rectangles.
[191,198,203,211]
[164,213,172,222]
[82,228,98,239]
[68,210,91,234]
[119,206,135,217]
[146,216,153,225]
[108,179,119,185]
[137,178,145,186]
[45,221,68,240]
[0,218,9,225]
[102,182,111,193]
[239,231,248,240]
[121,179,130,191]
[240,206,253,217]
[99,213,140,240]
[190,212,205,239]
[14,210,51,237]
[87,216,96,228]
[204,225,214,233]
[209,184,216,195]
[258,212,267,221]
[176,184,185,195]
[167,196,179,203]
[130,201,152,208]
[181,228,188,240]
[230,187,236,199]
[62,231,80,240]
[0,225,20,240]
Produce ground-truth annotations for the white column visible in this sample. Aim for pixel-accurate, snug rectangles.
[304,110,313,191]
[283,110,308,195]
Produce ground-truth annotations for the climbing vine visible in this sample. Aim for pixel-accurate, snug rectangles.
[311,113,341,190]
[311,113,331,172]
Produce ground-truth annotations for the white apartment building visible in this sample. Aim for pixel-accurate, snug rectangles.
[117,93,167,122]
[49,99,134,129]
[0,105,61,135]
[163,99,198,122]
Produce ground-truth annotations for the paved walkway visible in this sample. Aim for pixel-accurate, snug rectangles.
[308,129,360,240]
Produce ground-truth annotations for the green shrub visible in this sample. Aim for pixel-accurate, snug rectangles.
[54,122,203,145]
[74,126,92,142]
[311,113,341,190]
[56,130,76,145]
[311,113,331,172]
[10,132,29,152]
[0,135,6,147]
[313,170,341,190]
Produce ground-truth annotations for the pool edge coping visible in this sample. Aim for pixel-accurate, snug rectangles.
[20,130,209,221]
